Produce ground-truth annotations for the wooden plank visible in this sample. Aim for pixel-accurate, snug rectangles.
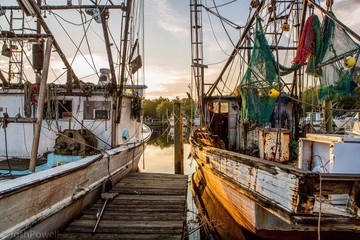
[79,212,185,221]
[58,233,182,240]
[125,172,187,179]
[57,172,188,239]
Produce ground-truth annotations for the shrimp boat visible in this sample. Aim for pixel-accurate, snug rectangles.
[190,0,360,239]
[0,0,150,238]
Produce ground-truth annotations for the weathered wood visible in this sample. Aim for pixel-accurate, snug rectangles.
[0,117,36,123]
[174,102,184,174]
[57,233,182,240]
[57,172,188,239]
[29,37,53,172]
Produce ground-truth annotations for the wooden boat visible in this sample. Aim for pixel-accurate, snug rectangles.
[0,0,150,238]
[189,0,360,239]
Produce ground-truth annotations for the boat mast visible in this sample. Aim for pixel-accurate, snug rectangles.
[98,5,119,147]
[190,0,206,127]
[29,36,53,172]
[116,0,133,127]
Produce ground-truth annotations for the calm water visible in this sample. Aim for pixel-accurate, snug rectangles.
[138,127,200,239]
[140,127,262,240]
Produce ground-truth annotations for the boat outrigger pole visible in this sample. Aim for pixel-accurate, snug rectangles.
[206,0,265,97]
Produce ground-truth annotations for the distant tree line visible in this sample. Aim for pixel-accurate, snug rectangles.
[143,97,195,121]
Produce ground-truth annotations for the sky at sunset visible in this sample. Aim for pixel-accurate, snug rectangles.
[143,0,360,99]
[1,1,360,100]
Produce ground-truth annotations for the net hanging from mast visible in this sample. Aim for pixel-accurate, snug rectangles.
[238,18,299,124]
[238,12,360,124]
[316,12,360,101]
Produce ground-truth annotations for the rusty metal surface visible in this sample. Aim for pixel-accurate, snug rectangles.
[258,128,290,162]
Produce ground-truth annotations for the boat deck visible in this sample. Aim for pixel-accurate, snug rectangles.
[0,157,47,171]
[56,172,189,240]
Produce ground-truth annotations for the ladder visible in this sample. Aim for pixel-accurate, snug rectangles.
[190,0,207,117]
[7,9,26,83]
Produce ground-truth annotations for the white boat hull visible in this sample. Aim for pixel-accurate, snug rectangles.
[0,131,150,240]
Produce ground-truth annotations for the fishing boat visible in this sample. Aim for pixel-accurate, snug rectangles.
[0,0,150,238]
[189,0,360,239]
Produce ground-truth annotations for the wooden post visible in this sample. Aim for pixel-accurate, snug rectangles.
[29,37,53,172]
[174,102,184,174]
[323,100,333,133]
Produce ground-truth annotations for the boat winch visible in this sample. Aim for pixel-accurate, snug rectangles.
[54,129,97,156]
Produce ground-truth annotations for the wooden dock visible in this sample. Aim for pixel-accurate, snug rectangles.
[56,172,189,240]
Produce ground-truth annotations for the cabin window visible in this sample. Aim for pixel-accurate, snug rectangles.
[83,101,110,120]
[209,102,228,114]
[44,100,72,119]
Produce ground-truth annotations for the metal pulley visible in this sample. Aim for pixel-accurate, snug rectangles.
[282,22,290,32]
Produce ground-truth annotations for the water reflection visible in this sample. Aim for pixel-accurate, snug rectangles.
[191,168,262,240]
[139,127,192,173]
[140,127,258,240]
[139,127,200,239]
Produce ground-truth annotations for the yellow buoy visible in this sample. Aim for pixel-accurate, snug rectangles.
[344,57,356,68]
[268,88,280,98]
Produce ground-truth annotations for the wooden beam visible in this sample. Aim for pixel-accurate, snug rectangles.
[29,36,53,172]
[0,33,48,40]
[0,117,36,123]
[174,102,184,175]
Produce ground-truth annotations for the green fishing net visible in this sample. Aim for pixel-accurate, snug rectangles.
[238,18,298,123]
[238,13,359,124]
[317,12,360,101]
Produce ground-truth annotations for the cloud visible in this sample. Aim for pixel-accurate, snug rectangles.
[148,0,189,36]
[145,64,190,99]
[331,0,360,33]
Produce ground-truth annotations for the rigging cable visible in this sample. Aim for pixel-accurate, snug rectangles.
[79,9,100,78]
[210,0,235,47]
[49,7,98,75]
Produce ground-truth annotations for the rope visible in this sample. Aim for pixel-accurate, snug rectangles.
[318,173,322,240]
[1,113,13,177]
